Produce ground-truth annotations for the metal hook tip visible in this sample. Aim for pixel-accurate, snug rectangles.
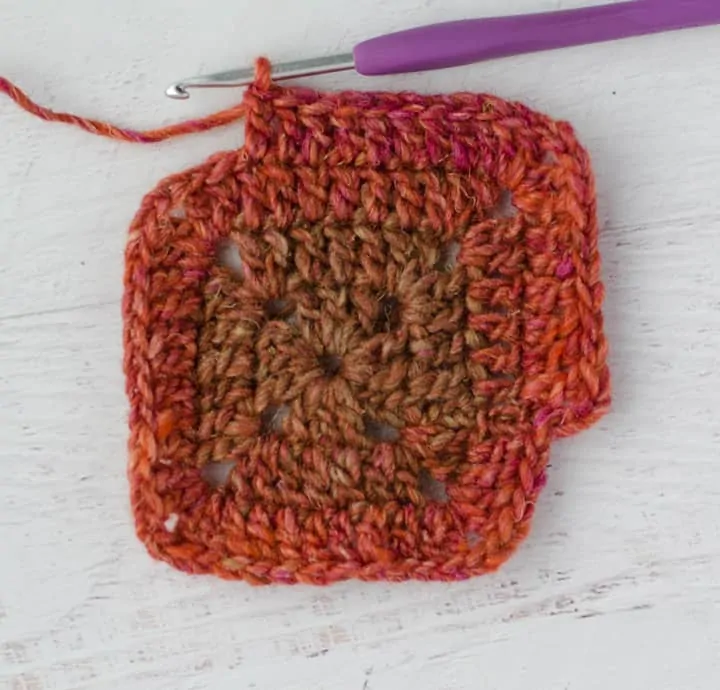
[163,54,356,99]
[165,84,190,100]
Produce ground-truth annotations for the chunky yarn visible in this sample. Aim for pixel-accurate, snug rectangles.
[103,58,607,584]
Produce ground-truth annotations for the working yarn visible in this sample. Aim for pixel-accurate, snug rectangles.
[4,58,610,584]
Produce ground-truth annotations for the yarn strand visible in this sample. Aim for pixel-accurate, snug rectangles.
[0,75,246,143]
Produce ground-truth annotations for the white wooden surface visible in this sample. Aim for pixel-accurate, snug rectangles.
[2,0,720,688]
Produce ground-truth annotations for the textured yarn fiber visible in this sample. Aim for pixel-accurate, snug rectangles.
[122,60,610,584]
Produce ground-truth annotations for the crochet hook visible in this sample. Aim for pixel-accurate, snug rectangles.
[166,0,720,98]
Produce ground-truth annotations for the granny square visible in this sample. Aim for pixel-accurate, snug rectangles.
[123,61,609,584]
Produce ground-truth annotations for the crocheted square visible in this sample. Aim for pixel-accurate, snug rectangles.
[123,61,609,584]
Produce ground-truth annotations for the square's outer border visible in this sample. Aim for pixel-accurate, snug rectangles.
[122,70,610,584]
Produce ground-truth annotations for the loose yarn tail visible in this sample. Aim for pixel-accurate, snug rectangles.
[0,61,270,143]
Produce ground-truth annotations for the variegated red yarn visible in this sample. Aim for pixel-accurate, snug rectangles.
[122,60,610,584]
[3,58,610,584]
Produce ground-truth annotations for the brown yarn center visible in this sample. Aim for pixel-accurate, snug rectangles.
[195,216,489,510]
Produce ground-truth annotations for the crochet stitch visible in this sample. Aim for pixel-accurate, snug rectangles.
[121,59,610,584]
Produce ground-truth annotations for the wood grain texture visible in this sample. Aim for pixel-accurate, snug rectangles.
[1,0,719,688]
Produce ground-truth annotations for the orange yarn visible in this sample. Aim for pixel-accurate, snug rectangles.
[3,58,610,584]
[0,76,247,142]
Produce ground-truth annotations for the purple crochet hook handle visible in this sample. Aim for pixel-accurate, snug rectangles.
[354,0,720,76]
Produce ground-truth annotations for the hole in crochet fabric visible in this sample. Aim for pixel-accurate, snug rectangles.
[436,241,460,271]
[467,531,481,547]
[363,416,400,443]
[216,239,243,277]
[265,298,296,320]
[492,189,517,219]
[201,461,236,489]
[376,296,401,332]
[169,206,186,219]
[164,513,179,533]
[260,405,289,434]
[318,354,342,377]
[418,468,449,503]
